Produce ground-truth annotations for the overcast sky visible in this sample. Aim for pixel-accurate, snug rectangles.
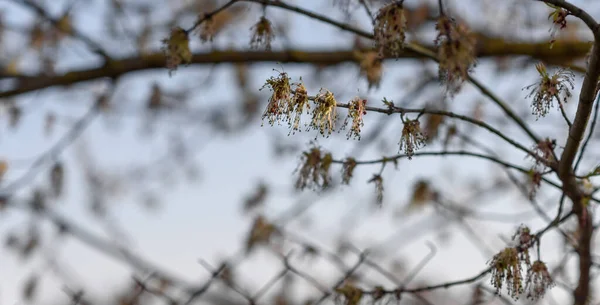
[1,0,595,304]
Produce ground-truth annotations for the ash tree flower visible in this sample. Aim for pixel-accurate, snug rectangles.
[525,260,555,300]
[250,16,275,50]
[374,1,408,58]
[358,51,383,90]
[435,16,477,96]
[260,71,293,126]
[308,89,338,138]
[489,247,526,300]
[341,157,357,185]
[524,63,574,119]
[342,97,368,140]
[399,117,427,159]
[547,4,568,47]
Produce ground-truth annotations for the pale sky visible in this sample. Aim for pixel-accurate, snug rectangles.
[0,0,596,304]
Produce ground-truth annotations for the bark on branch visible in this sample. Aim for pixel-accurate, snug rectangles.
[1,38,591,99]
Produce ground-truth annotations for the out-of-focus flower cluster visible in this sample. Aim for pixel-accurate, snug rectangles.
[161,27,192,75]
[250,16,275,50]
[294,145,333,191]
[547,4,568,47]
[374,1,407,58]
[435,16,477,96]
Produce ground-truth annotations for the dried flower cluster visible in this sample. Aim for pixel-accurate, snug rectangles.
[250,16,275,50]
[435,16,477,96]
[341,157,357,185]
[374,1,407,57]
[161,27,192,75]
[342,97,368,140]
[309,89,338,138]
[525,63,574,119]
[294,146,333,190]
[399,118,427,159]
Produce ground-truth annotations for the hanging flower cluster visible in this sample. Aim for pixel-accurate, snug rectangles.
[527,168,543,200]
[250,16,275,50]
[309,89,338,138]
[289,81,310,135]
[341,157,357,185]
[435,16,477,96]
[358,51,383,90]
[547,4,568,47]
[368,174,384,205]
[374,1,407,57]
[399,117,427,159]
[342,97,368,140]
[525,260,555,300]
[524,63,574,119]
[161,27,192,75]
[294,146,333,191]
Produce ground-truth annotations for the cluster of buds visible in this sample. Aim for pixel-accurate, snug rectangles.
[435,16,477,96]
[489,247,526,300]
[525,63,574,119]
[261,71,293,126]
[294,146,333,191]
[374,1,407,58]
[260,72,312,135]
[289,81,310,135]
[250,16,275,50]
[399,117,427,159]
[162,27,192,75]
[342,97,368,140]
